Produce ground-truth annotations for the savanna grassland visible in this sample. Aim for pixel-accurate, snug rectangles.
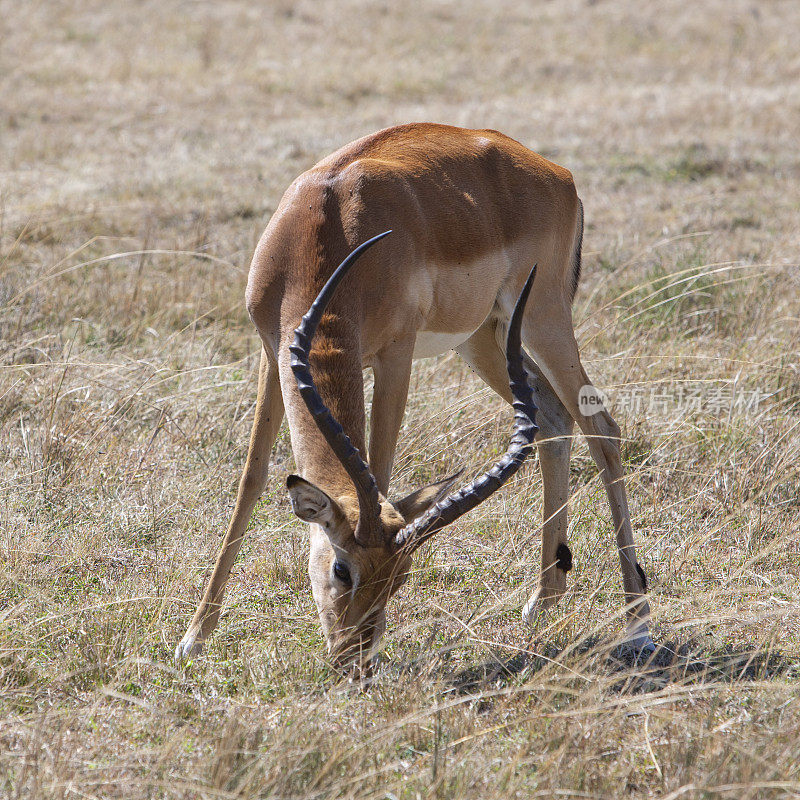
[2,0,799,797]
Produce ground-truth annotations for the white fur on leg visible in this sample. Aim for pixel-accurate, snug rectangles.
[175,628,204,664]
[522,589,548,629]
[623,622,656,656]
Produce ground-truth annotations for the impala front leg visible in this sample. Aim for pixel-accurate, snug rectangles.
[368,340,415,496]
[176,350,284,662]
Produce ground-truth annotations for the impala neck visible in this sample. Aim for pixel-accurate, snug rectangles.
[284,308,368,498]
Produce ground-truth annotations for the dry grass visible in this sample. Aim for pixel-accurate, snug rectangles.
[2,0,800,797]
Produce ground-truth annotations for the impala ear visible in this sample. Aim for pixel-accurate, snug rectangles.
[286,475,339,526]
[393,471,463,523]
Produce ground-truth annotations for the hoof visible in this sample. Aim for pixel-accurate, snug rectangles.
[522,591,548,628]
[624,630,657,660]
[522,583,565,628]
[175,630,204,664]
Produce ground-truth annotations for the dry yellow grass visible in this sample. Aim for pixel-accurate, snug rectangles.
[1,0,799,797]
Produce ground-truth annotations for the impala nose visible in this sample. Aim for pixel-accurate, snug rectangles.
[328,634,374,674]
[328,612,385,678]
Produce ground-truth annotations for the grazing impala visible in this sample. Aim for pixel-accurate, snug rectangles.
[175,123,655,671]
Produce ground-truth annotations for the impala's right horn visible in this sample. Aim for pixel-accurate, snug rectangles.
[393,265,539,554]
[289,231,393,548]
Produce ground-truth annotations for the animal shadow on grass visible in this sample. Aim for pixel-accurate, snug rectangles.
[443,635,796,696]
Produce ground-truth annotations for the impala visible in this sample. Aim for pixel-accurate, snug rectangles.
[175,123,655,671]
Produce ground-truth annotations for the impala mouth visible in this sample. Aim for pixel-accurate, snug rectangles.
[328,611,385,678]
[329,640,376,679]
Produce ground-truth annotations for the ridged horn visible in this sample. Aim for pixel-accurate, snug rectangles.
[393,265,539,553]
[288,231,392,547]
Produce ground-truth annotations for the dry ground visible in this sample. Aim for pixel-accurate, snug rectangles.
[2,0,800,797]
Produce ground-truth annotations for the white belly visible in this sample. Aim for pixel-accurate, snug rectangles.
[412,330,474,359]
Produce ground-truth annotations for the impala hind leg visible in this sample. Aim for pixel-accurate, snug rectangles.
[456,320,575,626]
[521,307,653,650]
[176,349,284,662]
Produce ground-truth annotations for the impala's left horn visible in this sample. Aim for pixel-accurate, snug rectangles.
[288,231,393,547]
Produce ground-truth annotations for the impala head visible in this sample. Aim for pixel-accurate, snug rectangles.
[288,231,539,676]
[286,471,459,671]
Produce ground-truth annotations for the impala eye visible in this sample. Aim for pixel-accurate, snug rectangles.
[332,561,352,585]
